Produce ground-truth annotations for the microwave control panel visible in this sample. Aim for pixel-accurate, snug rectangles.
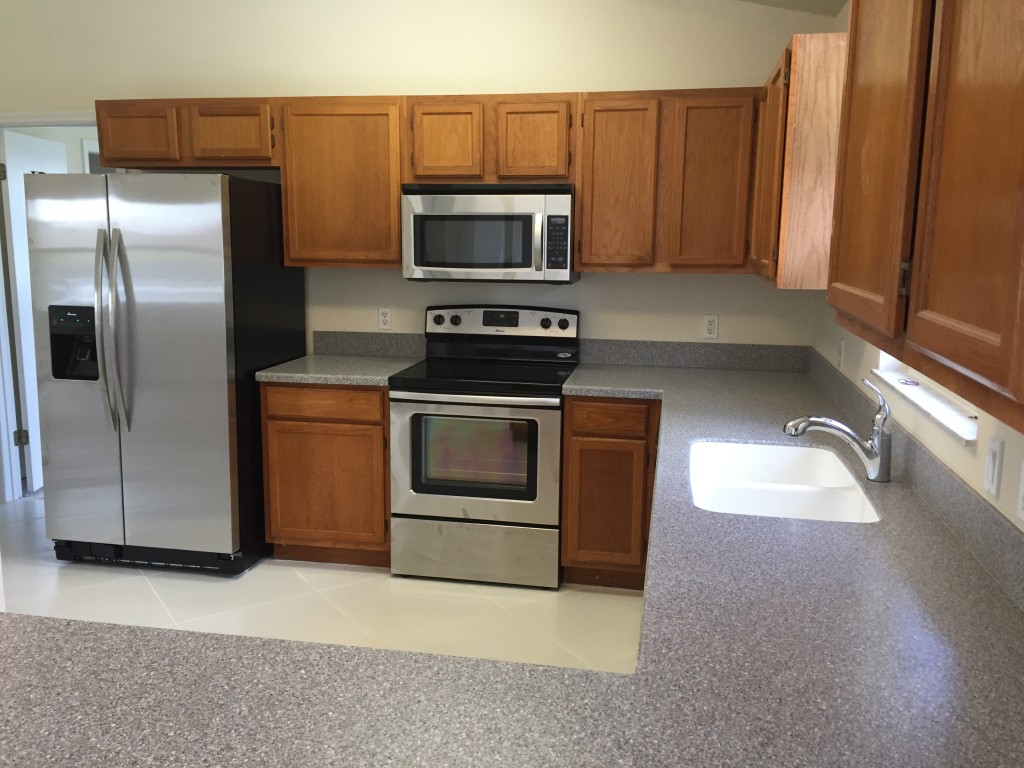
[545,216,570,271]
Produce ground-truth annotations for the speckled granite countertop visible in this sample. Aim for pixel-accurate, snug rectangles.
[4,362,1024,767]
[255,354,419,387]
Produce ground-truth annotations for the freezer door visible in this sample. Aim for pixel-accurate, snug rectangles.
[26,174,124,545]
[108,175,238,553]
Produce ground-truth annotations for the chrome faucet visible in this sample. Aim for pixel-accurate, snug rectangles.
[784,378,892,483]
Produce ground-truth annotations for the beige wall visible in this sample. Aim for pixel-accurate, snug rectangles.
[813,301,1024,533]
[0,0,834,110]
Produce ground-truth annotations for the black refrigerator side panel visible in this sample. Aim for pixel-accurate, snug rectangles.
[226,178,306,567]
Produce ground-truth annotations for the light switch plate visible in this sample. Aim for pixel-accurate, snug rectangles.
[984,437,1004,497]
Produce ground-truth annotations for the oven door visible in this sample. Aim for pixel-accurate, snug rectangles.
[389,391,562,526]
[401,193,544,281]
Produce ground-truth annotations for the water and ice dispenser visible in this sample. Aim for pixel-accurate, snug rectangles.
[48,305,98,381]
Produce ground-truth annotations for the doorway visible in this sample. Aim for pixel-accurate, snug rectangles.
[0,123,98,501]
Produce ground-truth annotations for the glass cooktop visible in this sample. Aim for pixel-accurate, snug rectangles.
[388,358,575,397]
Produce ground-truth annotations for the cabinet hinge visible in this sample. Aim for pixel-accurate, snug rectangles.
[568,150,572,167]
[0,163,6,181]
[783,67,791,86]
[409,115,414,129]
[771,244,779,263]
[12,429,28,447]
[270,134,276,149]
[568,114,573,129]
[383,435,388,451]
[897,261,913,296]
[744,239,750,256]
[269,116,274,130]
[580,113,584,128]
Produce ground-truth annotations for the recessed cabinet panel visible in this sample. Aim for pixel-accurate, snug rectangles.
[496,100,570,177]
[751,51,791,279]
[827,0,933,336]
[412,102,484,177]
[578,98,660,267]
[280,99,401,266]
[188,103,272,159]
[906,0,1024,396]
[98,105,180,162]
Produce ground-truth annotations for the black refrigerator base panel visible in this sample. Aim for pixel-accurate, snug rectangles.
[53,540,261,575]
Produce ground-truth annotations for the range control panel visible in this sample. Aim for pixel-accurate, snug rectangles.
[424,305,579,338]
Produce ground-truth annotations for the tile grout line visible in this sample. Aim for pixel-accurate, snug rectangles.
[142,573,181,629]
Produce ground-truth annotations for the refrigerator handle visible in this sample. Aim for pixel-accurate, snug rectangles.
[93,229,117,431]
[110,227,131,432]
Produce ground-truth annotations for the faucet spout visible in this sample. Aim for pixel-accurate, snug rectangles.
[783,379,892,483]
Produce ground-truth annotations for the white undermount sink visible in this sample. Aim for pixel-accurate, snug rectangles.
[689,442,879,524]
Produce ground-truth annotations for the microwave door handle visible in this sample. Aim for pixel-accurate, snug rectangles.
[534,212,544,271]
[93,228,117,431]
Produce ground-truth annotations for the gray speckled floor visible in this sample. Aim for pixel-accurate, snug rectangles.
[4,366,1024,767]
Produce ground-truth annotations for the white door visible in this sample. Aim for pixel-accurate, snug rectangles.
[0,130,68,494]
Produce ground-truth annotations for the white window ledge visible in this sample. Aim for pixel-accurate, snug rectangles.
[872,368,978,444]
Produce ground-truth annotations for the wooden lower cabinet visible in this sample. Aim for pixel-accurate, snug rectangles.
[261,383,389,566]
[561,397,661,589]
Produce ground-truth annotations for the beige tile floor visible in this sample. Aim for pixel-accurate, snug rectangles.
[0,492,644,673]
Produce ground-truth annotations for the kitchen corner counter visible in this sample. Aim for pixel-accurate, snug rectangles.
[4,367,1024,767]
[255,354,419,387]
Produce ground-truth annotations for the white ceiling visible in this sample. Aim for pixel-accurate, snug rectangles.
[736,0,847,16]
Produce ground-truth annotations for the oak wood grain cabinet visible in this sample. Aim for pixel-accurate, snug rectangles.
[276,97,402,267]
[561,397,661,590]
[401,93,576,183]
[750,33,847,288]
[576,89,758,272]
[828,0,1024,428]
[96,98,277,166]
[261,383,390,566]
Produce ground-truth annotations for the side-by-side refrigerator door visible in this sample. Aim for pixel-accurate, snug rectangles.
[107,174,238,554]
[26,174,124,545]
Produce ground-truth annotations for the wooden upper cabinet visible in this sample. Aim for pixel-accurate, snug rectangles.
[96,98,276,167]
[750,50,791,280]
[657,95,755,268]
[577,96,660,267]
[905,0,1024,398]
[496,99,570,177]
[402,94,575,183]
[827,0,933,336]
[278,98,401,267]
[97,102,181,162]
[187,102,273,160]
[409,99,484,177]
[753,34,847,289]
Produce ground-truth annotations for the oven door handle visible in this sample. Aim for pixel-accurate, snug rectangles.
[388,391,561,408]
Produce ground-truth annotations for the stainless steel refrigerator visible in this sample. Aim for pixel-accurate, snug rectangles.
[26,174,304,573]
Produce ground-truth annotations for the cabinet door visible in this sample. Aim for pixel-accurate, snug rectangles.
[410,100,484,177]
[265,420,387,549]
[97,102,181,162]
[188,102,273,160]
[750,51,791,279]
[659,96,755,267]
[496,100,570,178]
[827,0,933,336]
[280,99,401,266]
[562,435,646,568]
[905,0,1024,397]
[577,98,659,267]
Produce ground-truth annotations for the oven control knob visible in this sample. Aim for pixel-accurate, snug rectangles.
[557,318,570,330]
[432,313,445,326]
[540,317,552,329]
[450,314,462,326]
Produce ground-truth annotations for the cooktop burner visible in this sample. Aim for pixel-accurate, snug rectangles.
[388,304,580,398]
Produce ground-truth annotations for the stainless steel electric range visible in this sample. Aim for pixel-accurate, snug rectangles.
[388,305,580,589]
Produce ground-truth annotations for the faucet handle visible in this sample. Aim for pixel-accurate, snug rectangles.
[861,378,891,431]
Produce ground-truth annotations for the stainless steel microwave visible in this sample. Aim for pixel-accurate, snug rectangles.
[401,184,577,283]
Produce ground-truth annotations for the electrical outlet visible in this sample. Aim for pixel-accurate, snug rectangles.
[838,339,845,372]
[984,437,1004,497]
[1017,460,1024,521]
[702,314,719,340]
[377,307,392,330]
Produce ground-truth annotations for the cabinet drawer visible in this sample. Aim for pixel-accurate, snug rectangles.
[568,400,649,438]
[264,386,384,423]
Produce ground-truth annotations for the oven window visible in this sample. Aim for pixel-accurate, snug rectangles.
[414,214,533,269]
[412,415,538,501]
